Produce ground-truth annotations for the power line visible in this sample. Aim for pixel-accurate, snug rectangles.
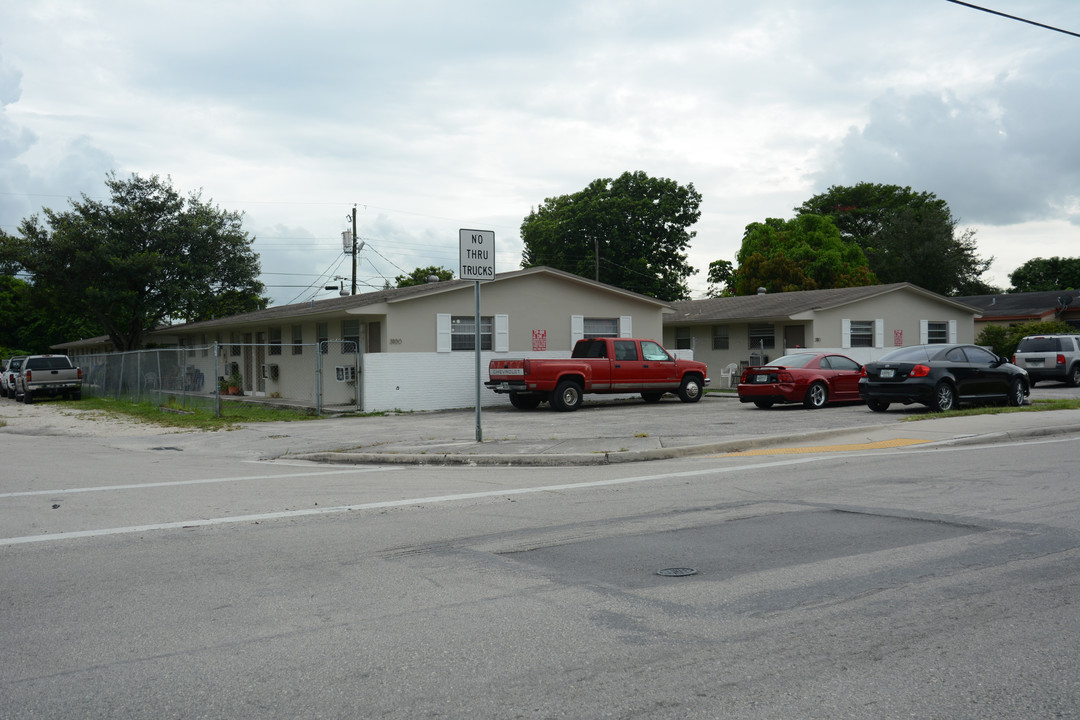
[283,252,349,305]
[945,0,1080,39]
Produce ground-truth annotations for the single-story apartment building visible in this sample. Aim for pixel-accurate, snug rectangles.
[58,266,676,412]
[956,290,1080,335]
[55,274,995,411]
[663,283,983,385]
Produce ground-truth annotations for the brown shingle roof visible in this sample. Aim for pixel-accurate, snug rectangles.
[164,265,673,333]
[956,290,1078,319]
[665,283,980,324]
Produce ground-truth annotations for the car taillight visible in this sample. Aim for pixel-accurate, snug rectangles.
[1012,355,1016,364]
[860,366,867,377]
[910,364,931,377]
[1057,354,1066,366]
[777,371,794,382]
[77,367,83,380]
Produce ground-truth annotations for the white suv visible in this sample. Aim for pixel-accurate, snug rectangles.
[1012,334,1080,387]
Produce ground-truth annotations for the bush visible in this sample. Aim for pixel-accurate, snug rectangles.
[976,320,1075,359]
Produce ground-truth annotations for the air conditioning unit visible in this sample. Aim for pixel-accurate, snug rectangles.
[335,365,357,382]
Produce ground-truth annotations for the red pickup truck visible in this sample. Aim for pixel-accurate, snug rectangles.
[486,337,709,411]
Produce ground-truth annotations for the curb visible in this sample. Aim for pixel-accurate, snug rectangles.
[291,424,899,467]
[288,422,1080,467]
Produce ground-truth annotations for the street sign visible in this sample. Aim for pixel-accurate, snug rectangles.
[459,229,495,281]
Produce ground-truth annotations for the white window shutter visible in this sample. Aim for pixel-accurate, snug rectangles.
[495,314,509,353]
[620,316,632,337]
[875,319,885,348]
[920,319,929,344]
[436,313,451,353]
[948,319,957,343]
[841,319,851,349]
[571,315,584,345]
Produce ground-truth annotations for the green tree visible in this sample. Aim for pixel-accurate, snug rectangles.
[520,171,701,300]
[194,289,269,321]
[975,319,1075,359]
[730,215,877,295]
[395,265,455,287]
[705,259,733,297]
[0,269,103,354]
[795,182,996,295]
[5,173,265,351]
[1008,257,1080,293]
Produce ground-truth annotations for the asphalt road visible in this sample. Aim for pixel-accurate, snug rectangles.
[1,386,1079,718]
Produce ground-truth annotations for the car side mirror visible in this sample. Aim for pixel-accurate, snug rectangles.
[991,356,1006,368]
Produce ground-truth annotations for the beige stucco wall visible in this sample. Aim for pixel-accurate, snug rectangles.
[809,291,976,347]
[382,274,666,353]
[664,289,979,384]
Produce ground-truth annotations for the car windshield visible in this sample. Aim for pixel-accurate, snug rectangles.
[1016,337,1057,353]
[878,346,933,363]
[767,353,816,368]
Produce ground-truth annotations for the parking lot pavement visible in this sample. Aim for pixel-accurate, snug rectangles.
[291,383,1080,466]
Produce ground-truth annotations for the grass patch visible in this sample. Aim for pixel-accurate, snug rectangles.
[63,396,320,430]
[903,397,1080,421]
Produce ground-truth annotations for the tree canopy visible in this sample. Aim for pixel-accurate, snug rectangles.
[1008,257,1080,293]
[794,182,996,295]
[395,265,455,287]
[705,259,733,297]
[730,215,877,295]
[2,173,266,351]
[520,171,701,300]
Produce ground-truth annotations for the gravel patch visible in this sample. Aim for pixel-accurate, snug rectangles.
[0,400,179,437]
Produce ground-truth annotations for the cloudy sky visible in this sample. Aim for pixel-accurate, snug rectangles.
[2,1,1078,305]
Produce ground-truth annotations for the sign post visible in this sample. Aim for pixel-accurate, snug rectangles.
[459,229,495,442]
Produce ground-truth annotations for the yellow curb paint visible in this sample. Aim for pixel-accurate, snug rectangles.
[717,438,930,457]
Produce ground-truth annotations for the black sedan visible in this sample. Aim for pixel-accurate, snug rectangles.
[859,343,1029,412]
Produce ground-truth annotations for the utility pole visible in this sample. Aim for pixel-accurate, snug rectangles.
[350,205,358,295]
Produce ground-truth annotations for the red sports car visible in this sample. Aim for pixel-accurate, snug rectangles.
[737,352,863,409]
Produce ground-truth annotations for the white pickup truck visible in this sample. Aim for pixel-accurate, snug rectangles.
[14,354,83,404]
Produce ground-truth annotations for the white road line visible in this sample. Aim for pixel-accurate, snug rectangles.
[0,456,821,546]
[4,437,1070,547]
[0,467,396,499]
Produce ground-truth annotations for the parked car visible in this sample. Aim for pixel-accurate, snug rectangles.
[1011,334,1080,387]
[2,356,27,399]
[737,352,863,409]
[13,354,83,404]
[859,343,1029,412]
[487,337,708,411]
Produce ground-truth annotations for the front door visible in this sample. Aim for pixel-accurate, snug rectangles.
[784,325,806,352]
[242,333,253,392]
[255,332,266,394]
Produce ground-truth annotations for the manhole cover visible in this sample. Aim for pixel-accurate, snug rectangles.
[656,567,698,577]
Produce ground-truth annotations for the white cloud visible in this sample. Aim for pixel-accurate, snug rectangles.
[2,0,1079,303]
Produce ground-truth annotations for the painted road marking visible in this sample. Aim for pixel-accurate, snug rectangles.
[0,456,825,546]
[0,467,395,499]
[2,437,1068,547]
[717,438,931,457]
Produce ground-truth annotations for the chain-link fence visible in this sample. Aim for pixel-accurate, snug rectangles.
[78,342,362,416]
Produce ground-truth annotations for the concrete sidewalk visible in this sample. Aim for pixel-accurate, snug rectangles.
[292,406,1080,467]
